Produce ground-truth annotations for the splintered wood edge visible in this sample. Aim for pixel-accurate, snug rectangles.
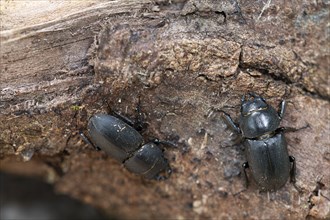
[0,1,153,113]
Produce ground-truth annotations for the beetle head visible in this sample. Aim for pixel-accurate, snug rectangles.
[240,93,268,116]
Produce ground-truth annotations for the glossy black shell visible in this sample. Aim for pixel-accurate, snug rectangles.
[124,143,168,179]
[239,106,280,138]
[244,132,290,191]
[87,114,169,179]
[88,114,143,162]
[239,96,281,138]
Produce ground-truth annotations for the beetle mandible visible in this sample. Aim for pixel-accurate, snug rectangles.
[87,110,172,180]
[222,92,297,191]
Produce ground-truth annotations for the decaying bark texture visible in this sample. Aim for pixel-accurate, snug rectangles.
[1,0,329,219]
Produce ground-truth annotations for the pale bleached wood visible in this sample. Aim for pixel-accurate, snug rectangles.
[0,1,329,219]
[0,0,151,114]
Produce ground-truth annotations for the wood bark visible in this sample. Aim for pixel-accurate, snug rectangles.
[1,1,329,219]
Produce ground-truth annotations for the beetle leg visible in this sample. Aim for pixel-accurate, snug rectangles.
[278,124,310,133]
[133,96,148,132]
[134,96,143,125]
[110,110,148,132]
[241,94,246,103]
[207,107,241,134]
[242,162,249,188]
[103,97,135,126]
[289,156,304,193]
[153,139,178,149]
[248,92,259,98]
[111,111,135,126]
[79,131,101,151]
[222,112,241,134]
[155,162,172,181]
[289,156,296,183]
[278,99,286,119]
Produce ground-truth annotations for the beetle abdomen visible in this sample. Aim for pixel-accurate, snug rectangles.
[244,132,290,191]
[124,143,168,179]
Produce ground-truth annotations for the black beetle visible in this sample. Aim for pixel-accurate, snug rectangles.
[87,114,171,179]
[222,93,297,191]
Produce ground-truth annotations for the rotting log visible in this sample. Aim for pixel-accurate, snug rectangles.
[1,1,329,219]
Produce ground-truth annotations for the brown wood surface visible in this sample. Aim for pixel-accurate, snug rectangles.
[1,1,329,219]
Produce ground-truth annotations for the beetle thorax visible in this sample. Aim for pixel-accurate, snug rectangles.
[241,98,268,116]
